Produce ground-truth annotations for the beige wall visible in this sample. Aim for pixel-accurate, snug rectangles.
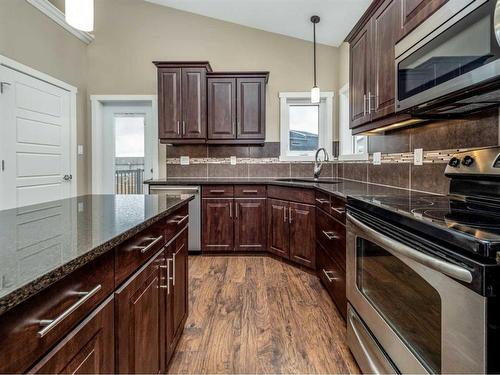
[338,42,350,89]
[0,0,89,194]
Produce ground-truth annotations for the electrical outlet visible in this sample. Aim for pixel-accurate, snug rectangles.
[180,156,190,165]
[78,202,85,212]
[230,156,237,165]
[373,152,382,165]
[414,148,424,166]
[77,145,84,155]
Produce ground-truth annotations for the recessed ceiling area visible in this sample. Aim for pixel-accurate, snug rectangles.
[144,0,372,47]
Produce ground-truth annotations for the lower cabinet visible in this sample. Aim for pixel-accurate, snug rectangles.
[29,296,115,374]
[115,251,165,374]
[165,227,189,365]
[267,198,316,268]
[202,197,266,252]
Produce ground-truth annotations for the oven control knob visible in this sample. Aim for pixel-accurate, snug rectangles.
[448,157,461,167]
[462,155,475,167]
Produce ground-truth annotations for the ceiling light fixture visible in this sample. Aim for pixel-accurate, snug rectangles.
[310,15,321,104]
[65,0,94,32]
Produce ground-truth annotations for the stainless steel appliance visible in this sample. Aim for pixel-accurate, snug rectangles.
[346,147,500,374]
[395,0,500,116]
[149,185,201,252]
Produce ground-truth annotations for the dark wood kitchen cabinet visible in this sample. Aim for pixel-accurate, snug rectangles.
[267,199,290,259]
[207,72,268,144]
[235,199,267,252]
[165,227,189,365]
[29,296,115,374]
[202,198,234,252]
[115,251,165,374]
[154,61,211,143]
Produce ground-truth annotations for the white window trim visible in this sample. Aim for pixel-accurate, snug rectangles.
[279,91,334,162]
[338,84,369,161]
[26,0,94,44]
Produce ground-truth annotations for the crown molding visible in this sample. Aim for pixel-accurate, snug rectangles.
[26,0,94,44]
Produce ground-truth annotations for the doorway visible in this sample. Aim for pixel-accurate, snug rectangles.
[91,96,158,194]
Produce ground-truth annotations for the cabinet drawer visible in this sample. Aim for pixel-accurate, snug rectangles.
[316,208,346,270]
[234,185,266,197]
[267,185,315,204]
[163,205,189,242]
[315,191,331,212]
[115,220,166,285]
[0,252,114,374]
[317,242,347,320]
[202,185,234,197]
[329,195,346,223]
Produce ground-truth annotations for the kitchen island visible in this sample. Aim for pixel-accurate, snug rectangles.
[0,194,193,373]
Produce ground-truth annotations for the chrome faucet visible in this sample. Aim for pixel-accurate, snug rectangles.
[314,148,329,180]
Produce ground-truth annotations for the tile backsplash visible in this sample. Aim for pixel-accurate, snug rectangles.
[165,109,499,195]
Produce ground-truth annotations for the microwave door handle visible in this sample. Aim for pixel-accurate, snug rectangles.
[495,0,500,47]
[347,213,473,284]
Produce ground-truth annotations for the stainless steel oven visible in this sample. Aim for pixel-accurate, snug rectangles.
[395,0,500,115]
[346,211,487,374]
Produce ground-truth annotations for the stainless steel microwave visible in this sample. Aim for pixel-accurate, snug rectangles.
[395,0,500,116]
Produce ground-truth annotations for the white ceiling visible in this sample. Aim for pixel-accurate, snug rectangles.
[144,0,372,47]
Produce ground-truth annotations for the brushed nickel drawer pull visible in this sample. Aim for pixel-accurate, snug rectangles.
[289,207,292,223]
[331,207,346,215]
[322,270,336,283]
[169,215,189,225]
[137,236,163,253]
[209,189,226,194]
[160,259,173,294]
[322,231,339,240]
[284,206,287,222]
[172,252,176,286]
[316,198,329,204]
[38,284,102,338]
[242,189,258,194]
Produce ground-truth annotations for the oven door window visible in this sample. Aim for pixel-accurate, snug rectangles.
[398,1,497,101]
[356,237,442,373]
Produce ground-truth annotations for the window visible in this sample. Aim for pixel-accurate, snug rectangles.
[338,84,368,160]
[279,92,333,161]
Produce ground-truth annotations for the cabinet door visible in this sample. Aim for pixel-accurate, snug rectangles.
[235,199,266,252]
[202,199,234,251]
[207,78,236,139]
[371,0,400,121]
[401,0,448,38]
[115,252,164,374]
[350,21,372,129]
[29,296,115,374]
[181,68,207,139]
[267,199,289,259]
[236,78,266,140]
[289,202,316,269]
[158,68,182,139]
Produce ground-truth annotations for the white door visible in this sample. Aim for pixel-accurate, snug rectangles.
[0,65,73,210]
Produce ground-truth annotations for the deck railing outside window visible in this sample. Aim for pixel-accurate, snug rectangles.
[115,169,144,194]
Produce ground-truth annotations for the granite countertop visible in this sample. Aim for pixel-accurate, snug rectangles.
[0,194,193,315]
[144,177,430,200]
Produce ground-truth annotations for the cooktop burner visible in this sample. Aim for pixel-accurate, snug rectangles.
[411,207,500,229]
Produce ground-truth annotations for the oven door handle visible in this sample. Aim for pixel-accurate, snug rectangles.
[347,213,473,284]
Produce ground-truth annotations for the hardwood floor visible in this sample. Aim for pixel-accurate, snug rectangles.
[168,256,360,374]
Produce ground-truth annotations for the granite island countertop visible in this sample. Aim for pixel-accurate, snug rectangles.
[144,177,438,200]
[0,194,193,315]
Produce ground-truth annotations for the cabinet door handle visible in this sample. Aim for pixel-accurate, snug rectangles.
[169,214,189,226]
[242,190,258,194]
[331,207,346,215]
[283,206,287,222]
[177,121,181,135]
[172,252,176,286]
[322,231,339,240]
[363,94,367,116]
[322,270,336,283]
[38,284,102,338]
[316,198,329,204]
[209,189,225,194]
[135,236,163,254]
[229,202,233,219]
[289,207,292,223]
[235,202,238,219]
[182,121,186,135]
[160,258,173,294]
[368,92,372,114]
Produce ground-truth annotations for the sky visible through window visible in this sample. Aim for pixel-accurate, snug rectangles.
[289,105,319,151]
[115,116,145,158]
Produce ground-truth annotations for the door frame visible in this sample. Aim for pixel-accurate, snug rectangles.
[0,54,78,199]
[90,95,159,194]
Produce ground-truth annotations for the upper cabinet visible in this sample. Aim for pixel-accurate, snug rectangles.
[207,72,268,144]
[155,62,268,145]
[155,62,210,144]
[346,0,447,134]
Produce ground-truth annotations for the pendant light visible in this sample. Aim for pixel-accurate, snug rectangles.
[65,0,94,32]
[310,15,321,104]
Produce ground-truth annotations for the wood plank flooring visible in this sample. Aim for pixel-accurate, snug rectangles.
[168,256,360,374]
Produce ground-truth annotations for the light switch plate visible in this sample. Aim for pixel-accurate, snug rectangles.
[78,202,85,212]
[180,156,190,165]
[77,145,84,155]
[373,152,382,165]
[414,148,424,166]
[230,156,237,165]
